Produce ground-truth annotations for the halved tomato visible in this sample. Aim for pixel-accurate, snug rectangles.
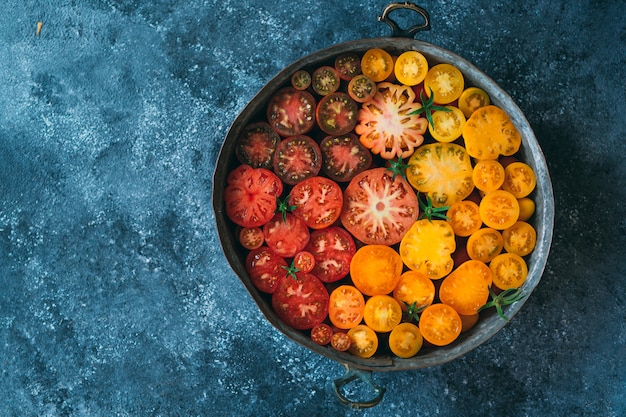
[328,285,365,329]
[466,227,504,263]
[399,219,456,280]
[263,213,310,258]
[331,331,352,351]
[363,295,403,333]
[245,246,288,294]
[502,162,537,198]
[305,226,356,283]
[361,48,394,82]
[418,303,462,346]
[350,244,403,296]
[388,322,423,358]
[458,87,490,118]
[291,69,311,91]
[334,52,362,80]
[502,221,537,256]
[428,105,466,143]
[490,253,528,290]
[340,167,419,246]
[235,122,280,169]
[311,66,341,96]
[347,325,378,358]
[316,92,359,136]
[472,159,505,193]
[289,176,343,230]
[423,63,464,104]
[310,323,333,345]
[479,190,520,230]
[446,200,482,237]
[320,133,372,182]
[272,272,329,330]
[439,260,493,315]
[462,105,521,160]
[266,87,316,137]
[273,135,322,185]
[347,74,377,103]
[238,226,264,250]
[393,270,436,311]
[394,50,428,86]
[293,250,315,273]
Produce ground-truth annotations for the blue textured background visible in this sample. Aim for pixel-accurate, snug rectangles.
[1,1,625,416]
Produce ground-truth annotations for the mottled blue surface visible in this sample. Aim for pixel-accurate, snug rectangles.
[1,1,625,416]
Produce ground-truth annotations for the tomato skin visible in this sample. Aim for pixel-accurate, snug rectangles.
[517,197,536,221]
[273,135,322,185]
[389,322,423,358]
[235,122,280,169]
[272,272,330,330]
[328,285,366,329]
[245,246,288,294]
[418,303,462,347]
[320,133,372,182]
[347,325,379,358]
[288,176,343,230]
[305,226,356,283]
[267,87,316,137]
[350,245,403,296]
[312,66,341,96]
[311,323,333,345]
[263,213,310,258]
[315,92,359,136]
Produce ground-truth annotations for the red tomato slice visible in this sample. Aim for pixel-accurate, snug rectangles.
[320,134,372,182]
[289,176,343,230]
[273,135,322,185]
[334,52,362,80]
[311,66,341,96]
[272,272,329,330]
[310,323,333,345]
[245,246,288,294]
[224,165,283,228]
[305,226,356,283]
[316,92,359,136]
[266,87,316,137]
[263,213,310,258]
[235,122,280,169]
[340,167,419,245]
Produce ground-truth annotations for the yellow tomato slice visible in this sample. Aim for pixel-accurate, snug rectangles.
[394,51,428,86]
[389,322,423,358]
[479,190,520,230]
[428,106,466,143]
[361,48,394,82]
[399,219,456,279]
[347,325,379,358]
[472,159,505,193]
[502,221,537,256]
[423,63,464,104]
[458,87,490,118]
[466,227,504,263]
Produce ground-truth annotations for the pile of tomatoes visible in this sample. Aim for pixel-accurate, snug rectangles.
[222,47,538,360]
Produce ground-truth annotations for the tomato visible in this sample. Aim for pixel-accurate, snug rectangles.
[393,270,436,311]
[423,64,464,104]
[288,176,343,230]
[355,82,428,159]
[466,227,504,263]
[428,105,466,143]
[388,322,423,358]
[418,303,462,346]
[293,250,315,273]
[271,272,329,330]
[341,167,419,246]
[394,51,428,86]
[517,197,536,221]
[502,162,537,198]
[350,245,403,296]
[472,159,505,193]
[347,74,377,103]
[446,200,482,237]
[462,105,521,160]
[363,295,403,333]
[399,219,456,280]
[238,226,264,250]
[502,221,537,256]
[273,135,322,185]
[263,213,310,258]
[315,92,359,136]
[334,52,362,80]
[439,260,493,315]
[328,285,366,329]
[406,143,475,208]
[331,331,352,351]
[266,87,316,137]
[245,246,288,294]
[320,133,372,182]
[479,190,520,230]
[458,87,490,118]
[224,164,283,228]
[235,122,280,169]
[311,323,333,345]
[361,48,394,82]
[305,226,356,283]
[291,69,311,91]
[311,66,341,96]
[490,253,528,290]
[347,325,378,358]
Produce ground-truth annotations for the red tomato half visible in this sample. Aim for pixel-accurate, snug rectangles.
[320,134,372,182]
[289,176,343,230]
[316,92,359,136]
[272,272,330,330]
[273,135,322,185]
[235,122,280,169]
[263,213,310,258]
[266,87,316,137]
[305,226,356,283]
[245,246,288,294]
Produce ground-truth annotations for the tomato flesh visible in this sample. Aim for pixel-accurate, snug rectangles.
[263,213,310,258]
[316,92,359,136]
[320,133,372,182]
[235,122,280,169]
[305,226,356,283]
[267,87,316,137]
[312,66,341,96]
[245,246,288,294]
[335,52,362,80]
[328,285,365,329]
[273,135,322,185]
[289,176,343,230]
[272,272,329,330]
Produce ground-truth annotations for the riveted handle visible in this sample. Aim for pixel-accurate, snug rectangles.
[332,365,386,409]
[378,2,431,38]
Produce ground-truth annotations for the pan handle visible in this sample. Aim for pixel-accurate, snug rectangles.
[378,2,431,38]
[332,365,386,409]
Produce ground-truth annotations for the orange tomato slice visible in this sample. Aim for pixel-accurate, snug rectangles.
[328,285,365,329]
[394,51,428,86]
[472,159,505,193]
[502,221,537,256]
[388,322,423,358]
[347,325,379,358]
[462,105,521,160]
[350,245,403,296]
[439,260,493,315]
[466,227,504,263]
[363,295,403,332]
[490,253,529,290]
[361,48,394,82]
[446,200,483,237]
[423,64,464,104]
[479,190,520,230]
[393,270,436,311]
[419,303,462,346]
[502,162,537,198]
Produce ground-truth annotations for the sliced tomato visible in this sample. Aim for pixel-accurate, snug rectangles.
[311,66,341,96]
[273,135,322,185]
[293,250,315,273]
[235,122,280,169]
[266,87,316,137]
[245,246,288,294]
[502,221,537,256]
[310,323,333,345]
[331,331,352,351]
[334,52,362,80]
[458,87,490,118]
[363,295,403,333]
[428,105,466,143]
[466,227,504,263]
[347,325,378,358]
[320,134,372,182]
[347,74,377,103]
[340,167,419,246]
[490,253,528,290]
[238,226,264,250]
[423,63,464,104]
[355,82,428,159]
[394,50,428,86]
[472,159,505,193]
[479,190,520,230]
[502,162,537,198]
[361,48,394,82]
[393,270,436,311]
[439,260,493,315]
[462,105,521,160]
[263,213,310,258]
[350,244,403,296]
[289,176,343,230]
[389,322,423,358]
[315,92,359,136]
[272,272,329,330]
[418,303,462,346]
[446,200,482,237]
[305,226,356,283]
[224,165,283,228]
[291,69,311,91]
[328,285,365,329]
[399,219,456,280]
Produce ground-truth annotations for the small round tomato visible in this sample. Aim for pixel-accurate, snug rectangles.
[273,135,322,185]
[263,213,310,258]
[439,260,493,315]
[394,50,428,86]
[331,331,352,351]
[320,133,372,182]
[341,168,419,246]
[490,253,528,290]
[291,69,311,91]
[363,295,403,333]
[479,190,520,230]
[347,74,377,103]
[328,285,365,329]
[466,227,504,263]
[428,106,466,143]
[389,322,423,358]
[235,122,280,169]
[293,250,315,273]
[517,197,536,221]
[472,159,505,193]
[502,221,537,256]
[311,66,341,96]
[347,325,378,358]
[350,245,403,296]
[239,226,264,250]
[289,176,343,230]
[418,303,462,347]
[245,246,288,294]
[423,63,464,104]
[446,200,482,237]
[224,165,283,228]
[393,270,436,311]
[502,162,537,198]
[361,48,394,82]
[399,219,456,279]
[315,92,359,136]
[311,323,333,345]
[458,87,490,118]
[272,272,329,330]
[266,87,316,137]
[334,52,362,80]
[305,226,356,283]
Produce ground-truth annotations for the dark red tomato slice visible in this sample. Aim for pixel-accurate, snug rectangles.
[291,69,311,91]
[238,226,264,250]
[311,66,341,96]
[320,133,372,182]
[315,92,359,136]
[340,167,419,245]
[245,246,288,294]
[235,122,280,169]
[272,272,330,330]
[331,332,351,351]
[273,135,322,185]
[305,226,356,283]
[288,176,343,230]
[263,213,310,258]
[347,74,377,103]
[266,87,316,137]
[334,52,362,80]
[224,165,283,228]
[310,323,333,345]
